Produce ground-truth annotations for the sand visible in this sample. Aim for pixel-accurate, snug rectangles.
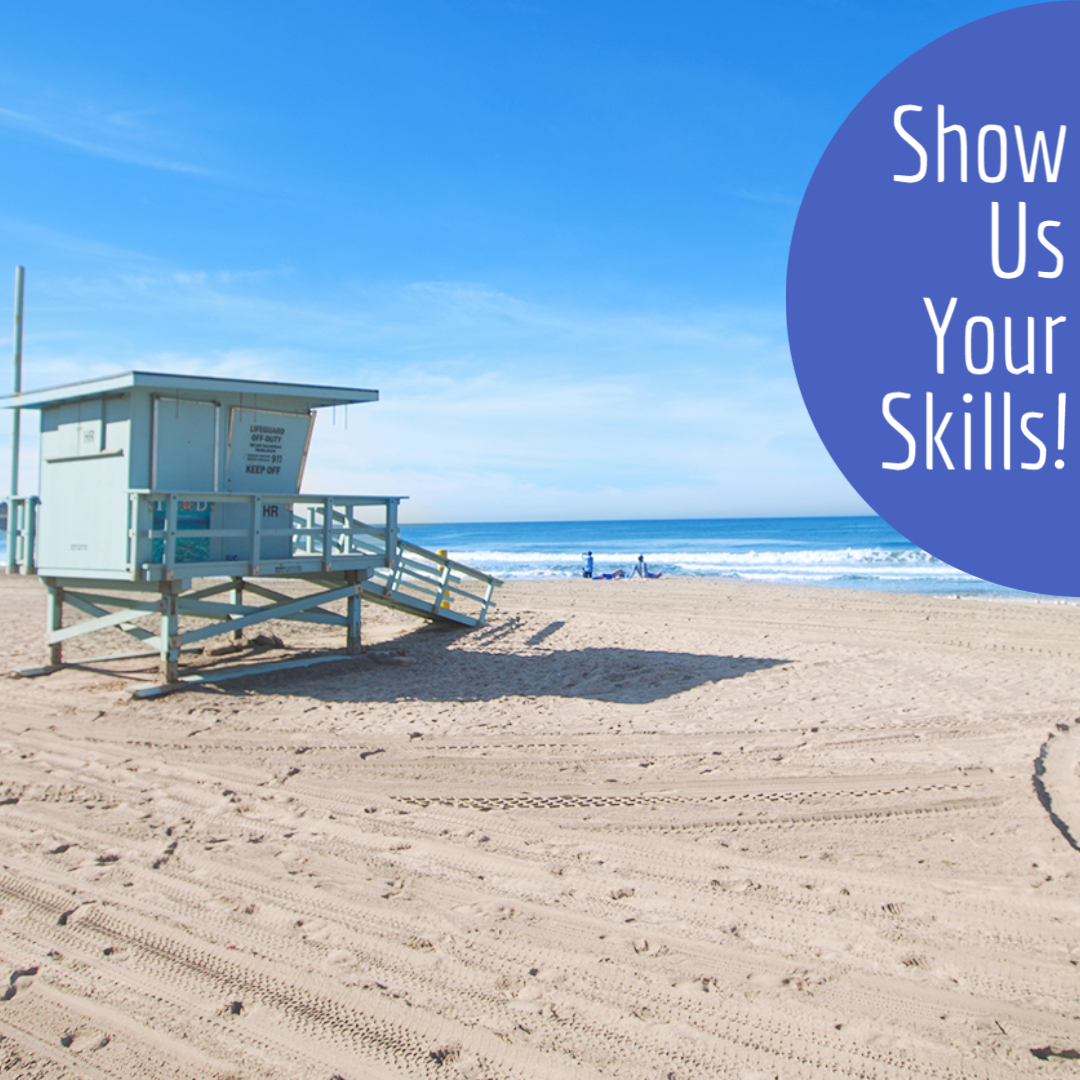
[0,572,1079,1079]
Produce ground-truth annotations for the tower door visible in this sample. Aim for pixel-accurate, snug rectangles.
[151,397,219,491]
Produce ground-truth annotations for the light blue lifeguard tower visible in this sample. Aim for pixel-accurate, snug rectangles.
[3,370,499,689]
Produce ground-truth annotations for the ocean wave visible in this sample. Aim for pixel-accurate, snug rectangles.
[449,546,941,566]
[444,546,975,585]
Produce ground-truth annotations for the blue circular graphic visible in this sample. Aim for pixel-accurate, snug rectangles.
[788,2,1077,595]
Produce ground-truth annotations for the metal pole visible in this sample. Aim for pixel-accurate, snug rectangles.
[11,266,23,495]
[6,267,24,575]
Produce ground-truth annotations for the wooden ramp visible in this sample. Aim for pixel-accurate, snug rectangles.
[305,505,499,626]
[360,538,501,627]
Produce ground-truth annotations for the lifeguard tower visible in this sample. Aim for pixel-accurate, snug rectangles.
[3,371,499,690]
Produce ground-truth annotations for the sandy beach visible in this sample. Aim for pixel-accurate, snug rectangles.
[1,572,1079,1078]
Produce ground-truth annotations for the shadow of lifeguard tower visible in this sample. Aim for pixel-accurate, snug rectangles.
[3,371,499,690]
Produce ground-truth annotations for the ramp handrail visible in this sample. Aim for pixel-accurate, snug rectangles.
[315,507,500,625]
[364,536,501,625]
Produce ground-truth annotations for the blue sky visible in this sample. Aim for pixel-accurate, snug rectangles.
[0,0,1044,522]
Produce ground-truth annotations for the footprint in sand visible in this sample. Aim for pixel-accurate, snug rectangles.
[60,1028,111,1053]
[2,966,37,1000]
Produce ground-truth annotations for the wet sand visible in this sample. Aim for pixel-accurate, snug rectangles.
[1,573,1079,1078]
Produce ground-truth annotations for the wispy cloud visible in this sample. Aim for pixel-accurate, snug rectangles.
[0,252,863,520]
[0,215,163,269]
[25,267,792,381]
[0,95,210,175]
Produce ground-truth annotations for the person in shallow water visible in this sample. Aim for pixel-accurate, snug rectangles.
[582,551,594,578]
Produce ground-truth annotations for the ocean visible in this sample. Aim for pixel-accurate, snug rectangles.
[399,516,1039,598]
[0,513,1043,598]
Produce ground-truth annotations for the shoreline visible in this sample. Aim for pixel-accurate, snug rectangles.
[469,571,1074,610]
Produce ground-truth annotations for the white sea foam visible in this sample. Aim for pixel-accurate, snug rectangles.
[448,546,973,585]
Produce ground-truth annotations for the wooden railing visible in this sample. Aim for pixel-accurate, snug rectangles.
[128,491,401,580]
[10,491,499,626]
